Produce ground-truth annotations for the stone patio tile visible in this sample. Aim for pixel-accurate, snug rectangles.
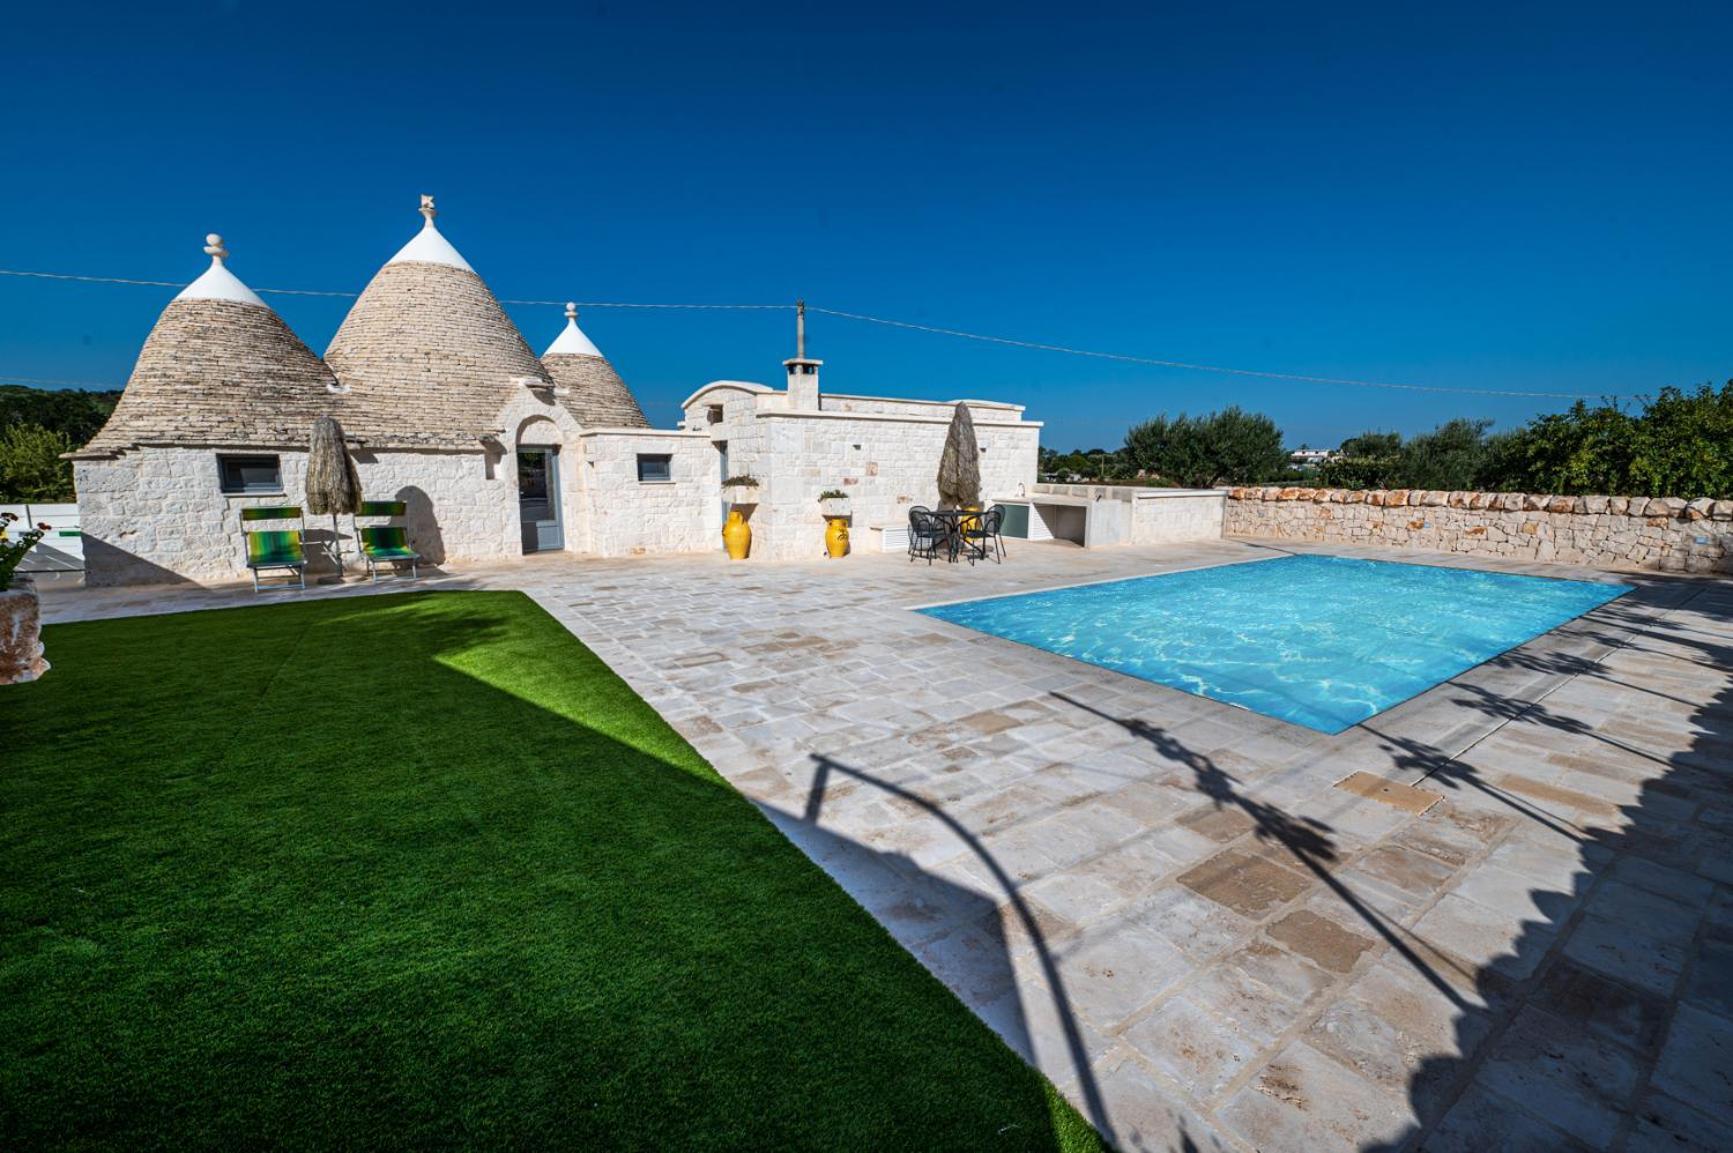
[1348,842,1461,901]
[1178,848,1313,920]
[1094,779,1196,826]
[1174,801,1258,844]
[1421,1083,1594,1152]
[1221,937,1336,1006]
[1266,908,1379,975]
[1120,993,1264,1103]
[1473,1005,1644,1149]
[1024,866,1137,929]
[1625,1089,1733,1153]
[914,914,1020,1009]
[1561,912,1688,998]
[1582,878,1704,941]
[1411,892,1555,981]
[1136,821,1222,870]
[1530,957,1671,1056]
[1183,956,1319,1045]
[1308,958,1499,1123]
[1090,1046,1237,1153]
[1058,924,1190,1031]
[1450,861,1582,925]
[1650,1002,1733,1129]
[972,977,1108,1094]
[1684,933,1733,1019]
[1122,884,1254,963]
[1218,1038,1416,1151]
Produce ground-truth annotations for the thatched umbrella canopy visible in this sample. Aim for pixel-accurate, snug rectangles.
[936,403,982,509]
[306,416,363,575]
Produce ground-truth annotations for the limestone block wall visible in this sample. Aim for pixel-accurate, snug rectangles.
[744,410,1041,561]
[1031,484,1225,546]
[76,446,520,587]
[1225,486,1733,574]
[574,431,718,557]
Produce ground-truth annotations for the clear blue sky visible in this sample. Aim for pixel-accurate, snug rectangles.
[1,1,1727,449]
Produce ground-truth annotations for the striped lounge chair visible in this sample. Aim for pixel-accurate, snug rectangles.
[240,506,306,592]
[356,501,420,582]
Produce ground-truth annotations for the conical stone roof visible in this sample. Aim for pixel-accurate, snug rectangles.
[540,303,649,429]
[322,197,552,448]
[76,235,336,457]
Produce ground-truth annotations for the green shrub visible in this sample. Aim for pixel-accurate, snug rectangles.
[0,423,76,502]
[1122,407,1289,487]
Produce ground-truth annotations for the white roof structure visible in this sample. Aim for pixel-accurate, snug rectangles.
[174,234,267,307]
[386,194,474,272]
[543,302,604,358]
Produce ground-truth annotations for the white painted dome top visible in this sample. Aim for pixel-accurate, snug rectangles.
[386,194,474,272]
[174,234,267,307]
[543,302,604,358]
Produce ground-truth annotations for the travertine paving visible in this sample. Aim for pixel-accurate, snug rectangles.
[42,540,1733,1152]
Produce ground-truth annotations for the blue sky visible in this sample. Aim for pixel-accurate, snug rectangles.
[1,1,1727,449]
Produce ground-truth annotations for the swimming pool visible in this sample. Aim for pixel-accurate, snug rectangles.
[917,554,1629,733]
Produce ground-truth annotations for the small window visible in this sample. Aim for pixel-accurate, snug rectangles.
[217,454,283,494]
[636,453,673,483]
[707,405,724,425]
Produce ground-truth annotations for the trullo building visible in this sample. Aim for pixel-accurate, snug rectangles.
[70,197,1042,585]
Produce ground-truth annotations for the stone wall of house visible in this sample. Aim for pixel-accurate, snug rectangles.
[1224,486,1733,574]
[740,410,1041,561]
[573,431,719,557]
[75,446,520,587]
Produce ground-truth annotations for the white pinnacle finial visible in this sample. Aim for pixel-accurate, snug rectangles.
[419,194,437,227]
[565,301,578,322]
[204,233,228,263]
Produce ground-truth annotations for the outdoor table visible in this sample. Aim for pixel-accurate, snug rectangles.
[928,509,979,562]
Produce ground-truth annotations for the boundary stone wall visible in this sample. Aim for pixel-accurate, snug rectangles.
[1225,486,1732,574]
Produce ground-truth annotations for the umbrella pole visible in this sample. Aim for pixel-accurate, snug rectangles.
[332,512,343,578]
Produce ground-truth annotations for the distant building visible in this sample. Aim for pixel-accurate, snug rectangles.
[71,197,1041,584]
[1289,448,1338,467]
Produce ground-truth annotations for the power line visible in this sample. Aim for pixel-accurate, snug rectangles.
[809,306,1598,400]
[0,265,1600,400]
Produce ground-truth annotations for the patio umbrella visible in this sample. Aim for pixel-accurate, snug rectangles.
[936,402,982,510]
[306,416,363,577]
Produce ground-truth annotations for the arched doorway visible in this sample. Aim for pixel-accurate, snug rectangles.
[516,417,563,553]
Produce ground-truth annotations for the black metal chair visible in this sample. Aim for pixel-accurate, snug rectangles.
[908,506,948,564]
[962,505,1006,564]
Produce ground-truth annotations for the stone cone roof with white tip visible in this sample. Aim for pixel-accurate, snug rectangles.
[540,305,649,429]
[322,200,553,448]
[76,236,337,457]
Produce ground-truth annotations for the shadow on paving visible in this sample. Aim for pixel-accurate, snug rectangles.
[0,592,1099,1152]
[1028,572,1732,1151]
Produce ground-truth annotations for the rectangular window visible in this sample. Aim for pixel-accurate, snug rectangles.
[636,453,673,483]
[217,454,283,494]
[707,404,724,424]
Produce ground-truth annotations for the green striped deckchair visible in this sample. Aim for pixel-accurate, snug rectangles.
[356,501,420,582]
[244,530,306,591]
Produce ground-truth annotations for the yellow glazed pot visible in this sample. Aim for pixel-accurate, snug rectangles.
[823,516,849,559]
[722,508,751,559]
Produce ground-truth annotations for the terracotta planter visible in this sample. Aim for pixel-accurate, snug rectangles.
[0,582,49,685]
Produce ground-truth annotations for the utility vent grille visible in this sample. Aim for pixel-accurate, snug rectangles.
[880,525,910,552]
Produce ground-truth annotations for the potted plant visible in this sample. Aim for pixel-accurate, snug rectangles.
[817,488,851,518]
[0,512,51,684]
[720,475,759,559]
[817,488,851,558]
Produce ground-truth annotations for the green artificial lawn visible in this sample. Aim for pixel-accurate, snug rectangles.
[0,592,1105,1151]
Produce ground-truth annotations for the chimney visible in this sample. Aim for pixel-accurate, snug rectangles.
[783,299,822,410]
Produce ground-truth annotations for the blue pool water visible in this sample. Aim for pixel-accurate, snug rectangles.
[918,555,1629,733]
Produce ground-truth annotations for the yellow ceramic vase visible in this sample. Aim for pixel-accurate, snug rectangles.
[823,516,850,558]
[723,509,751,559]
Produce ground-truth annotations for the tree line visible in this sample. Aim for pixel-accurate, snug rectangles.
[0,386,121,502]
[1046,381,1730,500]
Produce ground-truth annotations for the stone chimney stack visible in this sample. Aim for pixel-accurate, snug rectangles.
[783,299,822,410]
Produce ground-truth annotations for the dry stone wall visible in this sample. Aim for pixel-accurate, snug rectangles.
[1225,486,1732,574]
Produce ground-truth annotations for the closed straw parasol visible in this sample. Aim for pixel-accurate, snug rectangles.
[937,402,982,510]
[306,416,363,576]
